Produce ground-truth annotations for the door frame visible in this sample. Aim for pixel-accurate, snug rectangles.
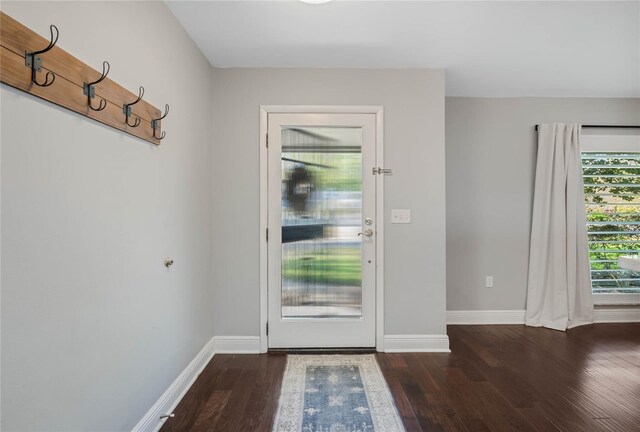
[259,105,385,353]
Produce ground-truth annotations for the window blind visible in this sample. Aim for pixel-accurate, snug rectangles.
[582,152,640,294]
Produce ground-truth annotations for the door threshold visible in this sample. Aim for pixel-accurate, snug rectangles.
[268,347,376,355]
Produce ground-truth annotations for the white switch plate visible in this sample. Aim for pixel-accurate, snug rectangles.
[486,276,494,288]
[391,209,411,224]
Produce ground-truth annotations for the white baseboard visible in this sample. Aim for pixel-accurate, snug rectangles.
[594,307,640,323]
[383,335,450,353]
[213,336,261,354]
[132,336,215,432]
[447,307,640,325]
[447,310,526,324]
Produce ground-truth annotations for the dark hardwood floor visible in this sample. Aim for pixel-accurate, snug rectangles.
[160,324,640,432]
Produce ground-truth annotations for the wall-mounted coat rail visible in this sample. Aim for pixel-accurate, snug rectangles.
[0,12,168,146]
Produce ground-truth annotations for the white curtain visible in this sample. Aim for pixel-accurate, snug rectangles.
[526,123,594,330]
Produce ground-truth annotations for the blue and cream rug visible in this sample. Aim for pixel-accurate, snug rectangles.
[272,355,405,432]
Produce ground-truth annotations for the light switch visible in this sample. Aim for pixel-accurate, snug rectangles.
[391,209,411,224]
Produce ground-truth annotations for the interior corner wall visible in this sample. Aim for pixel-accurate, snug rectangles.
[211,68,446,338]
[1,2,214,431]
[445,97,640,312]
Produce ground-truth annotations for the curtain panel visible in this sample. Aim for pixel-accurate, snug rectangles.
[526,123,594,330]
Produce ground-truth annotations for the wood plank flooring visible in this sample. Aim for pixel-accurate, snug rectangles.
[160,324,640,432]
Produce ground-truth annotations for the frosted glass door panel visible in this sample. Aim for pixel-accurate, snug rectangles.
[281,127,363,318]
[267,112,377,348]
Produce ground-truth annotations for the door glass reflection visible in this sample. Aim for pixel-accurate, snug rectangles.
[281,127,363,318]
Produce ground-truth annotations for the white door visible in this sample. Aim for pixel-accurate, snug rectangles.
[267,113,377,348]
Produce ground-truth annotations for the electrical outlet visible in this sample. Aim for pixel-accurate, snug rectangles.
[391,209,411,224]
[486,276,494,288]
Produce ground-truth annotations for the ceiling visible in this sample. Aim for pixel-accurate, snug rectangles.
[166,1,640,97]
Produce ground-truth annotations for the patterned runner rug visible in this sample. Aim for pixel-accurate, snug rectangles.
[272,355,406,432]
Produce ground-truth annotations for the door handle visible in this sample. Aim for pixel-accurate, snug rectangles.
[358,229,374,237]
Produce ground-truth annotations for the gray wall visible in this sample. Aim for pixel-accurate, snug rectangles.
[211,68,446,337]
[446,97,640,311]
[1,2,214,431]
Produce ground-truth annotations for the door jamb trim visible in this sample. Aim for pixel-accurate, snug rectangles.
[259,105,385,353]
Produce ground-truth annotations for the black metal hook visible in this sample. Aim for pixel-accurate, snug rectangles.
[25,24,59,87]
[84,61,110,112]
[123,86,144,128]
[151,104,169,140]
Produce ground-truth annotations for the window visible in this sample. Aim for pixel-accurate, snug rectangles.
[581,134,640,304]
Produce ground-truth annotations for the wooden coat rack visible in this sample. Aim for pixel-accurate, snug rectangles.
[0,12,168,145]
